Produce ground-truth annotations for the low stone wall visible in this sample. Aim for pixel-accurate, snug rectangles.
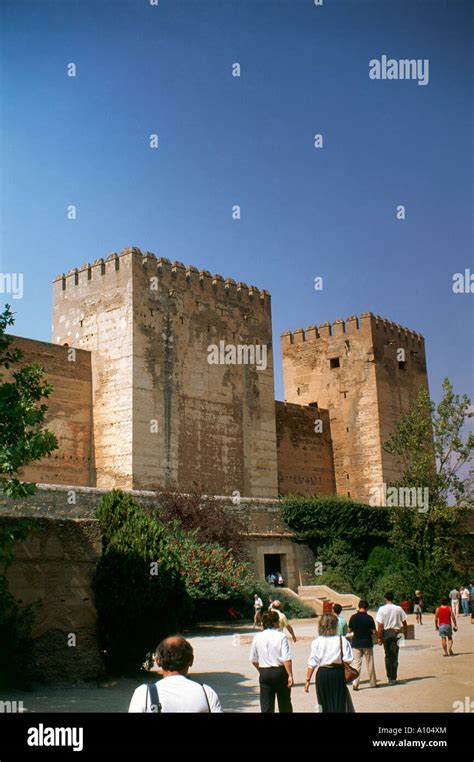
[1,485,313,682]
[298,585,360,609]
[2,516,103,683]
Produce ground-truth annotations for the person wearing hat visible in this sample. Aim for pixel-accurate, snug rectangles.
[413,590,424,625]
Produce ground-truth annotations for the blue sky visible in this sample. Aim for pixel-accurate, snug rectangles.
[0,0,472,404]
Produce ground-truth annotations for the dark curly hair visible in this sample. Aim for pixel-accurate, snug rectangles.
[156,636,194,672]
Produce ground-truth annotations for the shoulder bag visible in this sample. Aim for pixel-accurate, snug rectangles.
[340,636,359,684]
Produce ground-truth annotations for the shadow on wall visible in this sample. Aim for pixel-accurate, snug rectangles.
[4,517,104,684]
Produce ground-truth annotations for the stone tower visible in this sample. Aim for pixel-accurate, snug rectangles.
[52,247,279,497]
[281,313,429,503]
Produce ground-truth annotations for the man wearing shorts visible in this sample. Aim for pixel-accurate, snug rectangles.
[434,597,458,656]
[253,593,263,628]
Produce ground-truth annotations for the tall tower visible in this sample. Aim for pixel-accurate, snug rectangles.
[52,247,278,498]
[281,313,429,503]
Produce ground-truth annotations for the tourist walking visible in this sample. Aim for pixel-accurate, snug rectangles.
[304,613,355,712]
[449,586,460,617]
[249,610,293,713]
[128,636,222,712]
[460,585,470,615]
[271,600,297,642]
[333,603,348,635]
[253,593,263,628]
[470,581,474,615]
[413,590,424,625]
[348,600,377,690]
[375,591,408,685]
[434,597,458,656]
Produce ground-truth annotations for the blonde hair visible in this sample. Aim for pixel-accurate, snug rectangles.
[318,613,338,637]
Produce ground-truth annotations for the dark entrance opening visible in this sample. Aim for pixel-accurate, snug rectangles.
[264,554,283,580]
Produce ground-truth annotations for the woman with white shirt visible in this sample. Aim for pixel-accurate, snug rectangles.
[304,613,355,712]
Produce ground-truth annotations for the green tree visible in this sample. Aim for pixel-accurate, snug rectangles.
[383,379,473,586]
[0,305,58,497]
[383,379,473,508]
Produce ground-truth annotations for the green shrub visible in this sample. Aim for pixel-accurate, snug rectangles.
[95,489,142,550]
[317,538,365,583]
[353,566,380,598]
[365,545,399,572]
[93,492,191,675]
[369,567,419,609]
[282,495,390,559]
[238,581,315,620]
[315,570,357,595]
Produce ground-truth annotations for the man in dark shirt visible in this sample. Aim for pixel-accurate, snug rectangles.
[348,599,377,691]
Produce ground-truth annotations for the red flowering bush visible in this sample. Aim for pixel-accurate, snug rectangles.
[166,524,253,600]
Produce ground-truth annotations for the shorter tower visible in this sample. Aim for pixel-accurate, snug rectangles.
[281,313,429,503]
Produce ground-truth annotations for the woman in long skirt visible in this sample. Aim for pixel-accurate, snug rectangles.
[305,613,355,712]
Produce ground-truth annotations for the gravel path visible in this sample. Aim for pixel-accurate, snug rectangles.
[2,612,472,713]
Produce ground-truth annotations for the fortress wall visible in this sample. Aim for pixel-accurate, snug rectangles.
[275,402,336,496]
[5,337,94,487]
[2,514,103,683]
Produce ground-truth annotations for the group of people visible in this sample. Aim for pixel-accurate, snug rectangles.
[249,591,409,713]
[253,595,297,640]
[128,586,471,714]
[265,571,285,587]
[448,584,474,616]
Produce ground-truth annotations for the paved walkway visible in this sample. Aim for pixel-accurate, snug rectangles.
[2,612,472,712]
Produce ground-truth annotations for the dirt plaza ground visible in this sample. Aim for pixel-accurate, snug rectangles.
[3,611,473,713]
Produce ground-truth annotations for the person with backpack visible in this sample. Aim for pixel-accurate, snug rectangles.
[128,636,223,712]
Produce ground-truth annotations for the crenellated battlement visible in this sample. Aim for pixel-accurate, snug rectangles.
[281,312,424,347]
[53,246,271,306]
